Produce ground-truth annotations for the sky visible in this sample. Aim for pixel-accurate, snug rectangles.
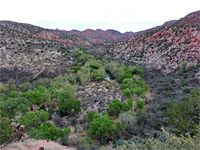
[0,0,199,33]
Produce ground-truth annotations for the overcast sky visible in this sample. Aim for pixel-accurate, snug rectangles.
[0,0,199,33]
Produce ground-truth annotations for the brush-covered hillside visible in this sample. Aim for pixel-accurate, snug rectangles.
[0,11,200,150]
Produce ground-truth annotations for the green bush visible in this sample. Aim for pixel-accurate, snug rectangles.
[60,127,71,146]
[86,112,100,126]
[72,66,81,73]
[49,79,76,101]
[58,98,81,116]
[8,91,19,98]
[136,99,145,109]
[0,115,13,144]
[28,122,63,141]
[166,89,200,135]
[0,97,30,119]
[90,64,100,69]
[108,100,129,116]
[28,122,71,144]
[132,66,144,77]
[18,110,49,131]
[119,73,132,82]
[76,59,106,84]
[87,114,114,141]
[22,85,47,106]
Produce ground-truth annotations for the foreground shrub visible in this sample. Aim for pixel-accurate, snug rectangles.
[28,123,63,141]
[166,89,200,135]
[116,128,200,150]
[144,128,200,150]
[0,115,13,144]
[86,112,123,144]
[87,115,114,143]
[28,122,71,144]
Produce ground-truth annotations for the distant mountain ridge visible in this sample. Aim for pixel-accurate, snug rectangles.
[70,28,134,43]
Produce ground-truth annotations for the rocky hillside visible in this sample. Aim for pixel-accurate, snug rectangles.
[88,10,200,72]
[0,21,136,83]
[0,22,79,83]
[0,11,199,83]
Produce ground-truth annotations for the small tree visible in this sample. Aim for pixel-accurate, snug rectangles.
[87,115,114,143]
[58,98,81,116]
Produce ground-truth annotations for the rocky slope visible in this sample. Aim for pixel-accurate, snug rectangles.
[0,23,78,83]
[0,21,135,83]
[88,10,200,73]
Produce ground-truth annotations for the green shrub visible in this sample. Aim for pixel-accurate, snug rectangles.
[60,127,71,146]
[166,89,200,135]
[72,66,81,73]
[87,114,114,141]
[67,78,76,84]
[132,66,144,77]
[108,100,129,116]
[28,122,71,144]
[49,80,76,101]
[119,73,132,82]
[136,99,145,109]
[0,115,13,144]
[0,97,30,119]
[22,85,47,106]
[28,122,71,145]
[90,64,100,69]
[28,122,63,141]
[86,112,100,126]
[8,91,19,98]
[58,98,81,116]
[122,88,132,98]
[18,110,49,131]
